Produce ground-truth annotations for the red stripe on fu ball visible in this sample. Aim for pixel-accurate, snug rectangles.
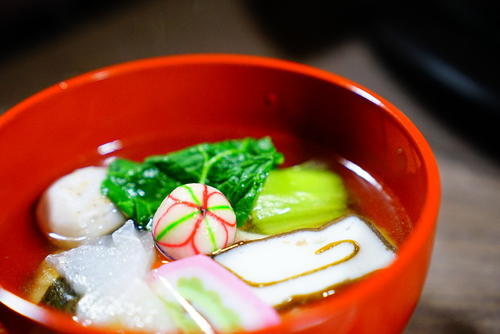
[158,212,205,248]
[168,195,199,209]
[154,202,191,236]
[207,191,224,201]
[205,210,236,227]
[220,218,229,246]
[202,184,209,209]
[190,213,205,253]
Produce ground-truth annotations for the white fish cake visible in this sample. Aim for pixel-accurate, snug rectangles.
[214,215,396,307]
[37,166,125,248]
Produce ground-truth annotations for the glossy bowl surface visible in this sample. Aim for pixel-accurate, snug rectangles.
[0,54,440,334]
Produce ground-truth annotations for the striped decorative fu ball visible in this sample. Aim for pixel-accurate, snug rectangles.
[152,183,236,259]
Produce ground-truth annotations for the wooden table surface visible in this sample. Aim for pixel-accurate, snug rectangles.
[1,1,499,333]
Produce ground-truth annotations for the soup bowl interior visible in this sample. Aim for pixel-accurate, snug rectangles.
[0,55,439,334]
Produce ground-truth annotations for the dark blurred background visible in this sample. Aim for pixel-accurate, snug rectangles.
[1,1,499,333]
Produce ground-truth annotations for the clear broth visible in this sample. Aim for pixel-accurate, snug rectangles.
[24,132,412,325]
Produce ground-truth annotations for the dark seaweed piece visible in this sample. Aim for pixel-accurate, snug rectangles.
[41,277,81,313]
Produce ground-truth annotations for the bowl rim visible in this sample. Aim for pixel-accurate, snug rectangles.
[0,53,440,334]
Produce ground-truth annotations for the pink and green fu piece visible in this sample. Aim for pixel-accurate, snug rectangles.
[149,255,280,333]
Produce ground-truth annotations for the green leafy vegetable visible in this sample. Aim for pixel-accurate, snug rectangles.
[250,163,348,234]
[101,137,283,229]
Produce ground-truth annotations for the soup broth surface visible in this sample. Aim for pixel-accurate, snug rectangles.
[20,132,412,329]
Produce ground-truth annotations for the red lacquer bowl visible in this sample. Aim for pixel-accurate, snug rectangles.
[0,55,440,334]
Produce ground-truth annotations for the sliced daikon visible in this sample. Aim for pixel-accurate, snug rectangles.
[46,221,178,332]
